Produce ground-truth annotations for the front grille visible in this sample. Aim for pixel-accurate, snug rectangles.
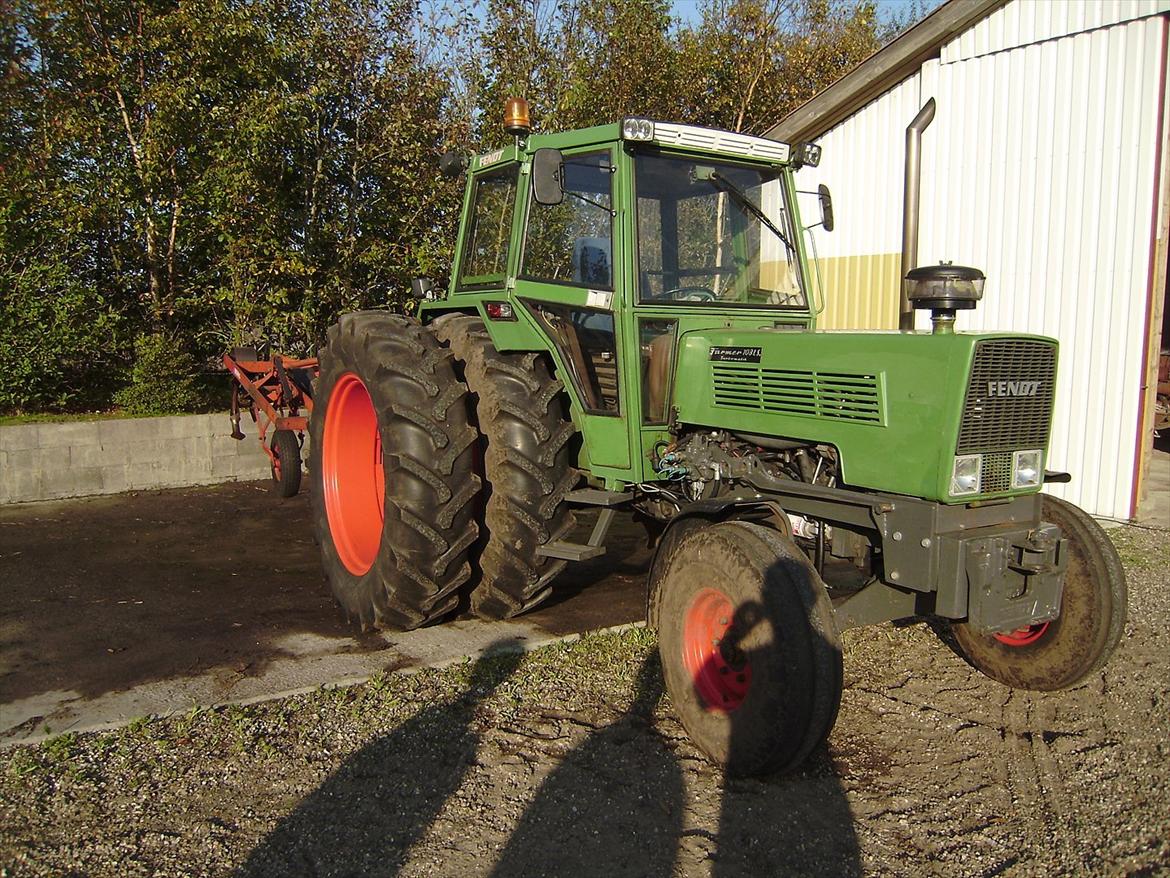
[712,364,883,424]
[957,340,1056,455]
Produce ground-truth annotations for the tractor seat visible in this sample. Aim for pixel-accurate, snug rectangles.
[573,237,611,288]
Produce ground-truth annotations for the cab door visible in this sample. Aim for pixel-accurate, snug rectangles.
[513,147,632,476]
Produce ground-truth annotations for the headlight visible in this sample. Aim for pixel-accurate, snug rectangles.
[622,117,654,141]
[951,454,982,496]
[1012,449,1042,489]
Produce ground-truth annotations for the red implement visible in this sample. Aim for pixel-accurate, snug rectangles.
[223,348,319,497]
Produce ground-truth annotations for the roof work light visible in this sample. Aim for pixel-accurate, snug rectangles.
[792,141,822,169]
[622,117,655,141]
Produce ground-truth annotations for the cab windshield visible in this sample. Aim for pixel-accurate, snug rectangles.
[634,153,805,308]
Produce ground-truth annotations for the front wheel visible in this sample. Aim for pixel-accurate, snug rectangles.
[651,521,842,777]
[951,495,1127,690]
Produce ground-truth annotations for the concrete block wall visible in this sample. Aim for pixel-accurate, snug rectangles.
[0,413,280,504]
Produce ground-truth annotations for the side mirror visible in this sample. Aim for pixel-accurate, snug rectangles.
[532,148,564,205]
[439,151,468,179]
[817,184,834,233]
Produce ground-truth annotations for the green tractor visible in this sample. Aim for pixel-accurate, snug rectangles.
[308,103,1126,777]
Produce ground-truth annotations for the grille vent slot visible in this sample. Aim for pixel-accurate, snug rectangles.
[958,340,1056,454]
[981,452,1014,494]
[712,364,882,423]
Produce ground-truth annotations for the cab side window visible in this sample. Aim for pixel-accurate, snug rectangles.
[459,165,519,289]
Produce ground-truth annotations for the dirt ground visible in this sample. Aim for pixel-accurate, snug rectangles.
[1,523,1167,876]
[0,481,649,713]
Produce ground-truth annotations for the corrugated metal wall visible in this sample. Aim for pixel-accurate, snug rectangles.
[799,1,1168,519]
[943,0,1166,63]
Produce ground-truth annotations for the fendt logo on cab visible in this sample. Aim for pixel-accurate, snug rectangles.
[987,380,1040,398]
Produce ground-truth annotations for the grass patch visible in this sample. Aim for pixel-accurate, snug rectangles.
[1109,526,1170,573]
[0,410,143,426]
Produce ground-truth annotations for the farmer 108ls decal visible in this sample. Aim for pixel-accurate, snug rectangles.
[307,99,1126,776]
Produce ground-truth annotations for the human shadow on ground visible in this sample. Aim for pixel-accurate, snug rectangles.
[492,594,861,877]
[707,597,863,877]
[490,652,685,878]
[234,639,526,878]
[235,571,862,877]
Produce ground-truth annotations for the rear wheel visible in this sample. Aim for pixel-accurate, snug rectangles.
[651,521,842,777]
[431,314,578,619]
[309,311,480,630]
[951,495,1127,690]
[269,429,302,497]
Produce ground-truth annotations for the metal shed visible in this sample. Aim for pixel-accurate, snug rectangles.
[771,0,1170,520]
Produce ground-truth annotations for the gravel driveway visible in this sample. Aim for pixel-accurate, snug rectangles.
[1,525,1167,877]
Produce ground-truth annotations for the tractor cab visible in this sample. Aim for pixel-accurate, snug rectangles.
[420,109,829,487]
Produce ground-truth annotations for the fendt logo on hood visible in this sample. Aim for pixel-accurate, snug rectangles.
[987,380,1041,398]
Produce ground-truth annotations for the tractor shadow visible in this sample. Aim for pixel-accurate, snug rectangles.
[231,556,862,877]
[0,482,374,707]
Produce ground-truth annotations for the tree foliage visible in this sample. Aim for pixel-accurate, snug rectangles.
[1,0,885,413]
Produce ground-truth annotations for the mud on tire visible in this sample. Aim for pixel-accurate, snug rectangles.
[431,314,578,619]
[951,494,1127,690]
[651,521,843,777]
[309,311,480,630]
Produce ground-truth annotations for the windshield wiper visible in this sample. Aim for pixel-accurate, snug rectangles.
[708,170,794,251]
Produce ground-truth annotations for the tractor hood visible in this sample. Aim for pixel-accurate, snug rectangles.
[671,328,1059,503]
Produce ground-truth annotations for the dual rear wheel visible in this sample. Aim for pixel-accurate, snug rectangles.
[309,312,481,630]
[310,311,577,629]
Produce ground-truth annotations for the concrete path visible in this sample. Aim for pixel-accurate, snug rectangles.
[1137,441,1169,526]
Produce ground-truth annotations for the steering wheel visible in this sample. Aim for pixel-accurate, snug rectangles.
[655,285,717,302]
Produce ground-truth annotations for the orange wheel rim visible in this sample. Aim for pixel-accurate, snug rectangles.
[322,373,384,575]
[683,588,751,712]
[993,622,1049,647]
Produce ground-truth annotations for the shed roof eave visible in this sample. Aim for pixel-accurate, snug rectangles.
[766,0,1010,144]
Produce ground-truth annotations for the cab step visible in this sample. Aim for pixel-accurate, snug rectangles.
[536,507,617,562]
[564,487,631,506]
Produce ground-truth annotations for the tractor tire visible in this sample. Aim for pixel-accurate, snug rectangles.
[431,314,578,619]
[951,494,1127,690]
[651,521,843,777]
[309,311,480,630]
[269,429,302,498]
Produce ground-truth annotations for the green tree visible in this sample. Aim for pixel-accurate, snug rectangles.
[675,0,880,134]
[1,0,883,415]
[1,0,466,412]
